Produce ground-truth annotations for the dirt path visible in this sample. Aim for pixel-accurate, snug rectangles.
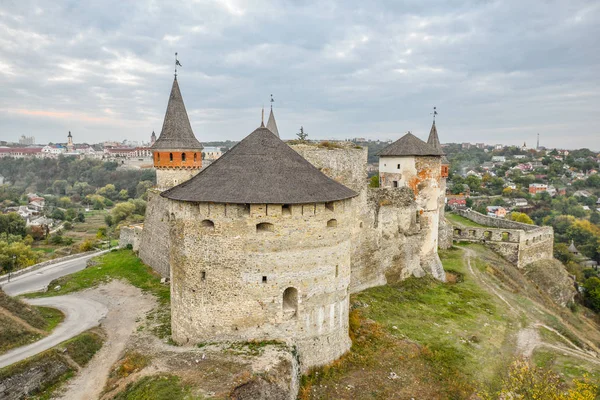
[460,247,600,367]
[56,280,156,400]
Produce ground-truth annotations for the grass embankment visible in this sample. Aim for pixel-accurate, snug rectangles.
[26,249,171,340]
[0,290,64,355]
[112,374,195,400]
[301,247,514,399]
[446,213,488,228]
[0,329,104,400]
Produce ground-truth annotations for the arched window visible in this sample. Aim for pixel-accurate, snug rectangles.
[157,153,160,162]
[169,152,173,162]
[282,287,298,316]
[327,219,338,228]
[194,153,197,162]
[256,222,274,233]
[182,152,186,162]
[201,219,214,230]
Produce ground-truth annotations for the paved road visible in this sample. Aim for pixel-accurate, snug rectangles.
[0,295,108,368]
[1,251,106,296]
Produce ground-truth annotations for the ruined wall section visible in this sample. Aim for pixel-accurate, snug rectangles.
[457,209,538,231]
[452,211,554,268]
[169,199,353,371]
[119,224,143,251]
[138,190,171,277]
[518,226,554,267]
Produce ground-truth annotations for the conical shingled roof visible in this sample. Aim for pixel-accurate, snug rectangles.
[161,126,358,204]
[151,78,203,150]
[568,240,579,254]
[427,121,449,164]
[378,132,443,157]
[266,107,279,137]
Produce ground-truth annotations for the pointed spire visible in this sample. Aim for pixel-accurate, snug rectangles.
[426,111,448,165]
[152,77,202,150]
[266,94,279,137]
[261,106,265,127]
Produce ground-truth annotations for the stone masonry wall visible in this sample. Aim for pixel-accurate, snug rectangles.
[138,190,171,277]
[119,224,143,251]
[457,209,538,231]
[452,210,554,268]
[156,169,201,191]
[291,144,445,289]
[169,199,353,371]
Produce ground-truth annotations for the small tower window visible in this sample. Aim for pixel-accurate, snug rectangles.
[201,219,214,230]
[262,276,267,283]
[282,204,291,216]
[327,219,338,228]
[256,222,274,233]
[157,153,160,162]
[393,181,398,188]
[201,271,206,281]
[397,164,401,169]
[335,265,339,277]
[182,152,186,162]
[169,152,173,162]
[194,153,197,162]
[325,202,334,211]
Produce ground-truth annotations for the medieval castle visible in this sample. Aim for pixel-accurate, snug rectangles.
[123,75,453,370]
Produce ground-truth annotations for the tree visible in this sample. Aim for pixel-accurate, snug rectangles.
[583,277,600,312]
[296,126,308,141]
[97,184,117,200]
[0,213,27,238]
[136,180,153,198]
[118,189,129,201]
[52,180,69,195]
[590,212,600,225]
[369,175,379,188]
[76,212,85,223]
[50,209,66,220]
[510,212,534,224]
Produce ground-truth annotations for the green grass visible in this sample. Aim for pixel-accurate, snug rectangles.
[32,247,56,254]
[446,213,488,228]
[532,348,600,384]
[0,330,104,399]
[0,314,43,355]
[36,306,65,332]
[301,247,515,399]
[112,375,199,400]
[27,250,169,304]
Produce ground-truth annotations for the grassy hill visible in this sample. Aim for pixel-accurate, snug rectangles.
[300,244,600,399]
[0,289,63,355]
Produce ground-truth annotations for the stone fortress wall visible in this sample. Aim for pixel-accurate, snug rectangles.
[167,198,353,369]
[452,209,554,268]
[137,191,172,277]
[292,144,445,292]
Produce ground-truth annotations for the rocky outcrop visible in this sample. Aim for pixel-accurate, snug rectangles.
[524,259,576,307]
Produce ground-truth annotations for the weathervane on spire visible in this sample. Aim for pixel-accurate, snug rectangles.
[174,52,182,78]
[270,94,274,110]
[431,106,438,122]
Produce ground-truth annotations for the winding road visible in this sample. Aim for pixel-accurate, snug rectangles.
[0,251,109,369]
[1,251,106,296]
[0,296,108,368]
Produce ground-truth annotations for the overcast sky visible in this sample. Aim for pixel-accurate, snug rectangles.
[1,0,599,149]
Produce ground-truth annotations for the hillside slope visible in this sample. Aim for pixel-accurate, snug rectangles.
[0,289,63,355]
[300,244,600,399]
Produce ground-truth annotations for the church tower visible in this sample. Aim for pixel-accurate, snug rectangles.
[151,77,203,190]
[150,130,157,146]
[67,131,74,152]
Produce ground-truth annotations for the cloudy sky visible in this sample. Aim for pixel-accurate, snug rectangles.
[1,0,599,149]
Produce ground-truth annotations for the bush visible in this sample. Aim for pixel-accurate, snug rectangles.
[79,239,96,252]
[369,175,379,188]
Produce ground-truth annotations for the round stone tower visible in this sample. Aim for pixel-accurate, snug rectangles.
[151,77,203,190]
[161,125,358,370]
